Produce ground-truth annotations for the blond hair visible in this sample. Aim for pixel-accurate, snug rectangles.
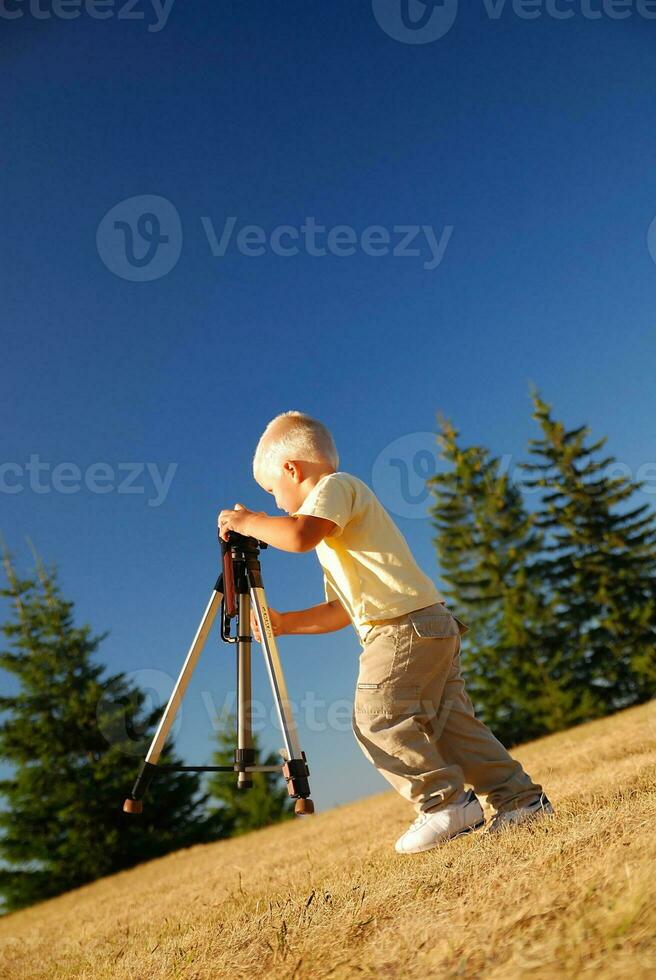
[253,411,339,481]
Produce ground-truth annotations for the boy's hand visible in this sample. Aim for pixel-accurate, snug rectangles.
[218,503,253,541]
[250,607,285,643]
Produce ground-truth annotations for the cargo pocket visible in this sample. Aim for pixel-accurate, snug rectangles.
[355,681,421,721]
[408,607,470,637]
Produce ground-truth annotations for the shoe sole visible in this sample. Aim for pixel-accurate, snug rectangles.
[396,818,486,855]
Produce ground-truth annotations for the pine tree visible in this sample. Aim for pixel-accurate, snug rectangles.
[0,549,228,913]
[519,388,656,712]
[206,710,294,835]
[428,415,587,745]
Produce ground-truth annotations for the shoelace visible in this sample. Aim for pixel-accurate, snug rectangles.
[410,811,431,830]
[411,791,476,830]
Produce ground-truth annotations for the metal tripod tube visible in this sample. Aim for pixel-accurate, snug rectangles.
[249,585,302,761]
[236,591,254,789]
[123,585,223,812]
[146,588,222,765]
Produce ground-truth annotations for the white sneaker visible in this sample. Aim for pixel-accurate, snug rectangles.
[394,790,485,854]
[486,792,554,834]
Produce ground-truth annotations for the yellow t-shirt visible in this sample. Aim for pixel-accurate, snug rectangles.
[291,471,444,642]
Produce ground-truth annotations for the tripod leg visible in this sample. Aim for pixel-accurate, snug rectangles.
[249,584,314,815]
[123,586,223,813]
[236,591,255,790]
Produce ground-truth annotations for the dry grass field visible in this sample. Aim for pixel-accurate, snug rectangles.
[0,700,654,979]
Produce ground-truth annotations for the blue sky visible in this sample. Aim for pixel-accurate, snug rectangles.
[2,1,656,814]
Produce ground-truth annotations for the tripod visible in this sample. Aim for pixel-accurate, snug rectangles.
[123,530,314,816]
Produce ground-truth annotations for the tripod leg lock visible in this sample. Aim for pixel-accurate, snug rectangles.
[123,760,158,814]
[235,747,255,790]
[235,747,256,769]
[281,751,311,800]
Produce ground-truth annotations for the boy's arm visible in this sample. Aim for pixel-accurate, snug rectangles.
[251,599,351,640]
[281,599,351,635]
[218,506,336,553]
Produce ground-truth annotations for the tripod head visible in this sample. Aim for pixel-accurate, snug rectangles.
[219,529,268,626]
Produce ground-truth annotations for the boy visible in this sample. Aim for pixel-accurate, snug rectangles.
[218,411,553,854]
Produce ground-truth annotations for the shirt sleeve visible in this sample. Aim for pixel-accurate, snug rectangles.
[323,575,339,602]
[292,474,354,538]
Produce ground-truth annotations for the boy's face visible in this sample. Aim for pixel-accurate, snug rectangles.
[257,460,304,515]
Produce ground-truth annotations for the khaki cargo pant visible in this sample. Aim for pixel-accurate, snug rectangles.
[353,602,543,815]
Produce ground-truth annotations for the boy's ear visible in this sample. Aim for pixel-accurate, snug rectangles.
[283,459,303,482]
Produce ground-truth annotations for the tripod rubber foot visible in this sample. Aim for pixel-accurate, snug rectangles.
[295,798,315,815]
[123,798,143,814]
